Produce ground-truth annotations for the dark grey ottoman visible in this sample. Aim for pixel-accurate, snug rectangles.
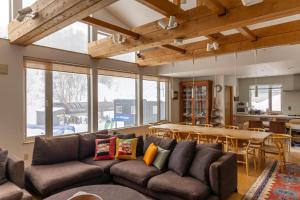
[45,185,149,200]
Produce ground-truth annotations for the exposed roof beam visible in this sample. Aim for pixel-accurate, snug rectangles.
[237,27,257,41]
[135,0,183,17]
[137,19,300,66]
[199,0,227,16]
[161,44,186,54]
[206,33,224,41]
[81,16,140,39]
[8,0,117,45]
[88,0,300,58]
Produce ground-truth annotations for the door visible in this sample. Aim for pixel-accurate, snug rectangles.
[225,86,233,125]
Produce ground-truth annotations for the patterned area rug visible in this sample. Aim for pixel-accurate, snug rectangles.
[242,161,300,200]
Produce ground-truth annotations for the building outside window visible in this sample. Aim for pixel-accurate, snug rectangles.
[249,84,282,112]
[0,0,10,39]
[160,80,167,120]
[98,70,137,130]
[25,60,90,138]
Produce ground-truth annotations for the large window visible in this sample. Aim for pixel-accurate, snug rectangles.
[0,0,9,39]
[35,22,89,54]
[22,0,37,7]
[98,70,137,130]
[160,80,168,120]
[249,85,282,112]
[26,68,46,137]
[26,60,90,138]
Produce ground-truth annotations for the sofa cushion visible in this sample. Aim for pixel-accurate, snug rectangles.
[189,147,223,184]
[113,132,136,139]
[82,157,121,174]
[94,137,117,160]
[110,159,160,186]
[0,149,8,185]
[153,147,170,170]
[0,181,23,200]
[196,143,222,151]
[168,141,196,176]
[78,133,96,160]
[144,136,176,154]
[113,133,144,157]
[115,138,137,160]
[32,135,79,165]
[26,161,103,195]
[148,171,210,200]
[143,143,158,166]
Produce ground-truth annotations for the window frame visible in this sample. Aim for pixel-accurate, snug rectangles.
[25,59,92,140]
[249,84,282,113]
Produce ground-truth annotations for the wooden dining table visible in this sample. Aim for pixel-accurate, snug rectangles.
[151,123,271,141]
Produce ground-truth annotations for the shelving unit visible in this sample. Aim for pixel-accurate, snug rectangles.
[180,80,213,125]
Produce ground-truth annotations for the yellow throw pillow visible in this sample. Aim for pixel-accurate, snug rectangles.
[143,143,158,166]
[115,138,137,160]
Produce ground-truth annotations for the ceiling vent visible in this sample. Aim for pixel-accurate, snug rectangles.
[241,0,264,6]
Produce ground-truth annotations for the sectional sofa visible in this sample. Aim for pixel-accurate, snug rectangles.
[0,152,32,200]
[25,133,237,200]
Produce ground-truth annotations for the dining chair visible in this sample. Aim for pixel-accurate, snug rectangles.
[148,126,157,136]
[225,125,239,130]
[248,128,265,132]
[259,134,292,172]
[249,120,264,129]
[225,136,257,176]
[269,121,287,134]
[201,124,214,128]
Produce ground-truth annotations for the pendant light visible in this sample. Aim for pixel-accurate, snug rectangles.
[234,52,239,101]
[254,50,259,97]
[171,62,175,99]
[191,57,195,98]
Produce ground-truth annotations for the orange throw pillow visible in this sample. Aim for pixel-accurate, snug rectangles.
[143,143,158,166]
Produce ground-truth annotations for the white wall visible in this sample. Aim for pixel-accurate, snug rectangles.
[0,39,144,165]
[239,75,300,114]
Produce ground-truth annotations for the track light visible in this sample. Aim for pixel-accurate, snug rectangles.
[16,6,38,22]
[112,34,126,44]
[241,0,263,7]
[136,51,143,59]
[206,42,220,51]
[158,16,178,30]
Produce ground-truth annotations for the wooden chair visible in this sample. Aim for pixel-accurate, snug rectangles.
[225,136,257,176]
[259,134,292,172]
[200,124,213,128]
[148,126,157,136]
[269,121,286,134]
[276,118,290,123]
[225,125,239,130]
[249,120,264,129]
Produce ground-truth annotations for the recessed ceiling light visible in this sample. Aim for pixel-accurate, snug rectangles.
[241,0,264,7]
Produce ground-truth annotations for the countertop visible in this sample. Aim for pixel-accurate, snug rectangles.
[234,113,300,119]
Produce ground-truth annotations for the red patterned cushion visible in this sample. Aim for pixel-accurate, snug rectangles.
[94,137,116,160]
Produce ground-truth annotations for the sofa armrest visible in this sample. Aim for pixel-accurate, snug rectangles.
[209,152,237,200]
[7,154,25,188]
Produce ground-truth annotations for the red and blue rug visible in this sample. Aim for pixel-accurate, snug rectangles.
[242,161,300,200]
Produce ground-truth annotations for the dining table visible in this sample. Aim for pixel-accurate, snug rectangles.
[151,123,271,141]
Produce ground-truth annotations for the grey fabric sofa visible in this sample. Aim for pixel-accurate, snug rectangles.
[0,153,32,200]
[25,133,237,200]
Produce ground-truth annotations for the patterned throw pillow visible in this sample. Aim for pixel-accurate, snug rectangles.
[143,143,158,166]
[115,138,137,160]
[94,137,116,160]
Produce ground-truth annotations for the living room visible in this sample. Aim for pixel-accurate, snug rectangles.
[1,0,300,200]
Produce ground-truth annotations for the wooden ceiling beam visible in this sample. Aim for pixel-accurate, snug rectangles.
[81,16,140,39]
[137,19,300,66]
[237,27,257,41]
[199,0,227,16]
[161,44,186,54]
[88,0,300,58]
[8,0,117,45]
[135,0,183,17]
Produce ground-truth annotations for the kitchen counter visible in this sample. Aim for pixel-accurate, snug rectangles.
[234,113,300,119]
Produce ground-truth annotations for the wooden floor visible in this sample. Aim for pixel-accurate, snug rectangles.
[228,147,300,200]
